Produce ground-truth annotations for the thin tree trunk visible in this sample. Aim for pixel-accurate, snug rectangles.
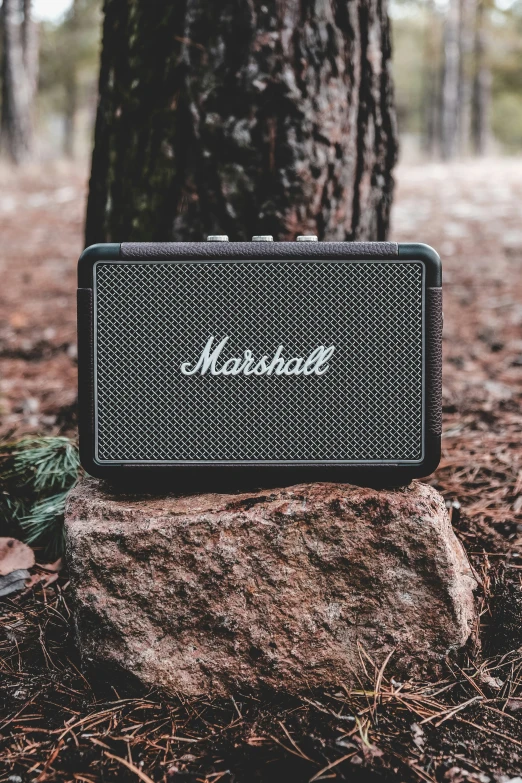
[471,0,490,155]
[63,0,79,158]
[458,0,475,155]
[86,0,398,245]
[440,0,461,160]
[1,0,34,164]
[63,72,78,158]
[22,0,38,102]
[421,0,440,157]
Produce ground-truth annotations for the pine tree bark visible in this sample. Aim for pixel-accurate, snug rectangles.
[86,0,398,245]
[0,0,35,164]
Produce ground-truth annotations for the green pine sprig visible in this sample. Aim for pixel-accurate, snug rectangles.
[19,491,69,560]
[0,436,81,557]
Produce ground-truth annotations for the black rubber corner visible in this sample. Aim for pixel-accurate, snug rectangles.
[398,243,441,287]
[78,243,121,287]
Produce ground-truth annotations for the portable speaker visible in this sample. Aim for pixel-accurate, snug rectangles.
[77,239,442,485]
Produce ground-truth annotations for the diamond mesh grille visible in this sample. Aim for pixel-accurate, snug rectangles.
[94,260,424,462]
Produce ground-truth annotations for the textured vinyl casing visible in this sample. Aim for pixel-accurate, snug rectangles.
[78,242,442,486]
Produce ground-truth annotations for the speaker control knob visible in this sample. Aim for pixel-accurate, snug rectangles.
[252,235,273,241]
[297,235,318,241]
[206,235,229,241]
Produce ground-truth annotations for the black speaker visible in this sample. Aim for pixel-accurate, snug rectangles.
[77,239,442,484]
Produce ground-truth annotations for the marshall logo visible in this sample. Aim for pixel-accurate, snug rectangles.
[180,336,335,377]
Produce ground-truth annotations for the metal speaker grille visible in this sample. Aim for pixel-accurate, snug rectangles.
[94,260,424,463]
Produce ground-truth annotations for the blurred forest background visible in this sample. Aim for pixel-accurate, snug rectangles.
[1,0,521,165]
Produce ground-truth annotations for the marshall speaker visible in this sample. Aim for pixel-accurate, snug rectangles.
[77,239,442,484]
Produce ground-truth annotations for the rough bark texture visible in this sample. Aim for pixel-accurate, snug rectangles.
[85,0,398,245]
[65,479,476,698]
[0,0,35,164]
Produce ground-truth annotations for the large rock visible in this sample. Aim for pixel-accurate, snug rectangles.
[65,479,476,696]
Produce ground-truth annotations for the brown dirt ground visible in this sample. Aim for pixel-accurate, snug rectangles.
[0,161,85,437]
[1,158,522,782]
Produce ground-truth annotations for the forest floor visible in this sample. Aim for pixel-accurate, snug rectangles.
[1,157,522,782]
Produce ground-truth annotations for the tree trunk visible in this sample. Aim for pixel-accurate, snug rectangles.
[458,0,475,156]
[421,0,440,157]
[22,0,39,103]
[63,0,80,158]
[86,0,398,245]
[0,0,35,164]
[440,0,461,160]
[471,0,490,155]
[63,71,78,158]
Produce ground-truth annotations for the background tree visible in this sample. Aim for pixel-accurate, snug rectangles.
[420,0,442,156]
[85,0,398,244]
[458,0,477,155]
[38,0,101,160]
[22,0,38,104]
[391,0,522,159]
[62,0,79,158]
[471,0,491,154]
[440,0,462,158]
[0,0,37,163]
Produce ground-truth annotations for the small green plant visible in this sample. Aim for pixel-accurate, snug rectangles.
[0,436,81,558]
